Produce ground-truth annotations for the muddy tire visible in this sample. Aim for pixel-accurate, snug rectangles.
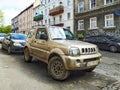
[48,56,70,80]
[110,46,117,53]
[24,47,32,62]
[8,46,12,54]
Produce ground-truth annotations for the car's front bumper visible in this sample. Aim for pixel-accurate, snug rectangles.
[11,45,24,53]
[62,53,102,70]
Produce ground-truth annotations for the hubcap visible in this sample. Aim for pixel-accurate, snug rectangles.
[51,61,64,76]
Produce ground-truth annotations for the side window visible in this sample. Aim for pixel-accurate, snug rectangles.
[36,28,47,39]
[27,30,34,38]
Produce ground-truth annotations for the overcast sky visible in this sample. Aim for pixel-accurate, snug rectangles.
[0,0,34,25]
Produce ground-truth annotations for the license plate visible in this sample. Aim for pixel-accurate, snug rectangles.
[87,61,98,66]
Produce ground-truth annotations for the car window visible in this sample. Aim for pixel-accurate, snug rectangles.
[85,36,96,41]
[36,28,47,39]
[48,27,76,40]
[48,27,66,40]
[11,34,26,40]
[96,37,107,41]
[27,29,34,38]
[0,34,6,37]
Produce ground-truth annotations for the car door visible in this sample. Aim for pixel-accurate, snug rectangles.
[96,36,109,50]
[30,28,48,62]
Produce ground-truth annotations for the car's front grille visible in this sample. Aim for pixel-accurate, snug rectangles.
[80,48,96,54]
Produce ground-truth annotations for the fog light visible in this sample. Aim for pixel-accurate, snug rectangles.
[75,59,81,67]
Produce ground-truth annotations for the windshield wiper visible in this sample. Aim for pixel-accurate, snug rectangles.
[52,38,65,40]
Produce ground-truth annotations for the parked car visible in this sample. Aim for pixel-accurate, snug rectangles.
[0,33,6,43]
[83,35,120,52]
[24,26,102,80]
[1,33,27,54]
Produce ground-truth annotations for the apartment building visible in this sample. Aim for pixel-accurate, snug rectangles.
[18,4,34,34]
[11,16,19,33]
[33,0,74,33]
[75,0,120,38]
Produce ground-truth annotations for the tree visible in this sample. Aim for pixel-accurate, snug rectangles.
[4,25,12,33]
[0,25,12,33]
[0,10,4,27]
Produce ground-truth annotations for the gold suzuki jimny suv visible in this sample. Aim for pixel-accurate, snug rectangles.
[24,26,102,80]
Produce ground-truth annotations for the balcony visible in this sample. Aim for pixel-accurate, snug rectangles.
[34,14,43,21]
[49,6,64,16]
[50,21,64,27]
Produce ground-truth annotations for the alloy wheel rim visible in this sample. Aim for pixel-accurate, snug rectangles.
[51,60,64,76]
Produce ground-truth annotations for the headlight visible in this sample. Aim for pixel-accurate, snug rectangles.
[69,47,80,56]
[118,43,120,46]
[13,42,22,46]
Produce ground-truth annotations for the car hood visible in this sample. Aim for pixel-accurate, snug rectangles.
[54,40,97,48]
[11,39,26,45]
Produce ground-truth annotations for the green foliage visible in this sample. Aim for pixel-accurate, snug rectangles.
[0,25,12,34]
[77,33,84,39]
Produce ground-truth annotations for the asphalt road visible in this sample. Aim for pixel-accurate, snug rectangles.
[0,44,120,90]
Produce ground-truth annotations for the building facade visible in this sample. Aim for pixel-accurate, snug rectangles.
[75,0,120,38]
[33,0,74,33]
[18,4,34,34]
[11,16,19,33]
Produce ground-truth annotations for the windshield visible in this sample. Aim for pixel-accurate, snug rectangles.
[11,34,26,40]
[48,27,76,40]
[0,34,6,37]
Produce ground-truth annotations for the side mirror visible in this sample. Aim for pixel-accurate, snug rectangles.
[40,34,48,40]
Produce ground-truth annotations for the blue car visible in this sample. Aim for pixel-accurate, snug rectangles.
[83,35,120,52]
[1,33,27,54]
[0,33,6,43]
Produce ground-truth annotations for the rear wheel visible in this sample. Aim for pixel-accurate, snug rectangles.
[24,47,32,62]
[110,46,117,53]
[8,46,12,54]
[48,56,70,80]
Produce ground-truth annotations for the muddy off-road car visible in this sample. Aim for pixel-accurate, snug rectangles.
[24,26,102,80]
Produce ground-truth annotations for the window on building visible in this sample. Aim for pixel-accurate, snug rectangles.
[45,9,47,15]
[89,0,96,9]
[45,19,47,24]
[45,0,47,4]
[48,0,50,2]
[104,0,113,5]
[49,19,51,24]
[67,13,70,20]
[59,15,62,22]
[90,17,97,29]
[78,20,84,30]
[53,17,55,24]
[53,5,55,8]
[78,2,84,13]
[105,14,114,27]
[67,0,71,6]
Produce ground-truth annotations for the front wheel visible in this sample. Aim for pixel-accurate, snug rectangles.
[24,47,32,62]
[48,56,70,80]
[110,46,117,53]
